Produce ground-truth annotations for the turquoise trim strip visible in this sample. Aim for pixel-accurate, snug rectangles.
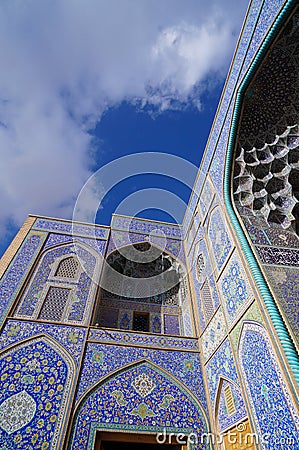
[224,0,299,385]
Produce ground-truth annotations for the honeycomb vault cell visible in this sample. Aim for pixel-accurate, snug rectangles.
[233,12,299,232]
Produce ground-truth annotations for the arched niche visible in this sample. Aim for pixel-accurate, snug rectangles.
[94,242,190,336]
[214,377,247,438]
[231,6,299,349]
[0,335,75,449]
[14,241,100,326]
[238,322,299,448]
[69,361,209,450]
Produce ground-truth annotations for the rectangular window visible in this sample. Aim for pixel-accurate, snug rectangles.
[133,312,149,332]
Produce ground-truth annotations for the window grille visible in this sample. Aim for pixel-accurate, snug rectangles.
[200,280,214,323]
[224,385,236,416]
[55,257,79,279]
[39,287,70,322]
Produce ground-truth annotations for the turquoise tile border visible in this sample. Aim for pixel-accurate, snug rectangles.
[224,0,299,385]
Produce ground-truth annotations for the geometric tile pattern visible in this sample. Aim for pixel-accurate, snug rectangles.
[239,322,299,448]
[233,11,299,231]
[0,337,73,449]
[71,363,208,450]
[219,252,254,326]
[39,286,71,322]
[55,257,79,278]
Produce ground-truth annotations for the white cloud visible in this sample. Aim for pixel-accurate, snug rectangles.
[0,0,248,239]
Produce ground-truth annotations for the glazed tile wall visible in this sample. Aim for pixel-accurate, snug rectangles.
[218,251,254,327]
[264,265,299,343]
[111,215,182,239]
[183,0,286,233]
[76,343,205,408]
[182,304,194,337]
[71,362,208,450]
[207,207,233,273]
[44,233,107,256]
[201,308,227,362]
[0,337,74,450]
[205,339,239,407]
[217,380,247,432]
[239,322,299,448]
[33,218,109,239]
[107,230,185,264]
[0,320,86,367]
[97,298,179,335]
[88,328,199,351]
[15,243,99,326]
[199,177,214,221]
[0,231,47,327]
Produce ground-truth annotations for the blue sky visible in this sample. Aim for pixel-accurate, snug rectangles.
[0,0,249,257]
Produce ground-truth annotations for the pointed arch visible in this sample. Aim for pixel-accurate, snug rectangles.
[238,321,299,447]
[14,241,100,325]
[0,334,75,449]
[98,241,188,335]
[69,360,209,450]
[214,376,247,434]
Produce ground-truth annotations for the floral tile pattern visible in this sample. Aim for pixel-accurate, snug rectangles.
[0,231,47,327]
[219,252,254,326]
[71,362,208,450]
[0,337,73,450]
[208,207,233,273]
[76,343,206,409]
[239,322,299,449]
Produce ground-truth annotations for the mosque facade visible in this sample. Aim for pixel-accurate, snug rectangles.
[0,0,298,449]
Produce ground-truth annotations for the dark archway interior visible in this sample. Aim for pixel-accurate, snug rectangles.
[94,243,186,335]
[100,442,181,450]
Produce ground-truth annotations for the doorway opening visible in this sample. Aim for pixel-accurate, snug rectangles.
[94,431,185,450]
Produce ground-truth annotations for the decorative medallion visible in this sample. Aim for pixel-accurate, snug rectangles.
[0,390,36,434]
[132,372,156,397]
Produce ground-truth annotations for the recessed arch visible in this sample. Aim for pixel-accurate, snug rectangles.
[14,241,100,325]
[0,334,75,449]
[238,321,299,447]
[69,359,209,450]
[96,242,189,335]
